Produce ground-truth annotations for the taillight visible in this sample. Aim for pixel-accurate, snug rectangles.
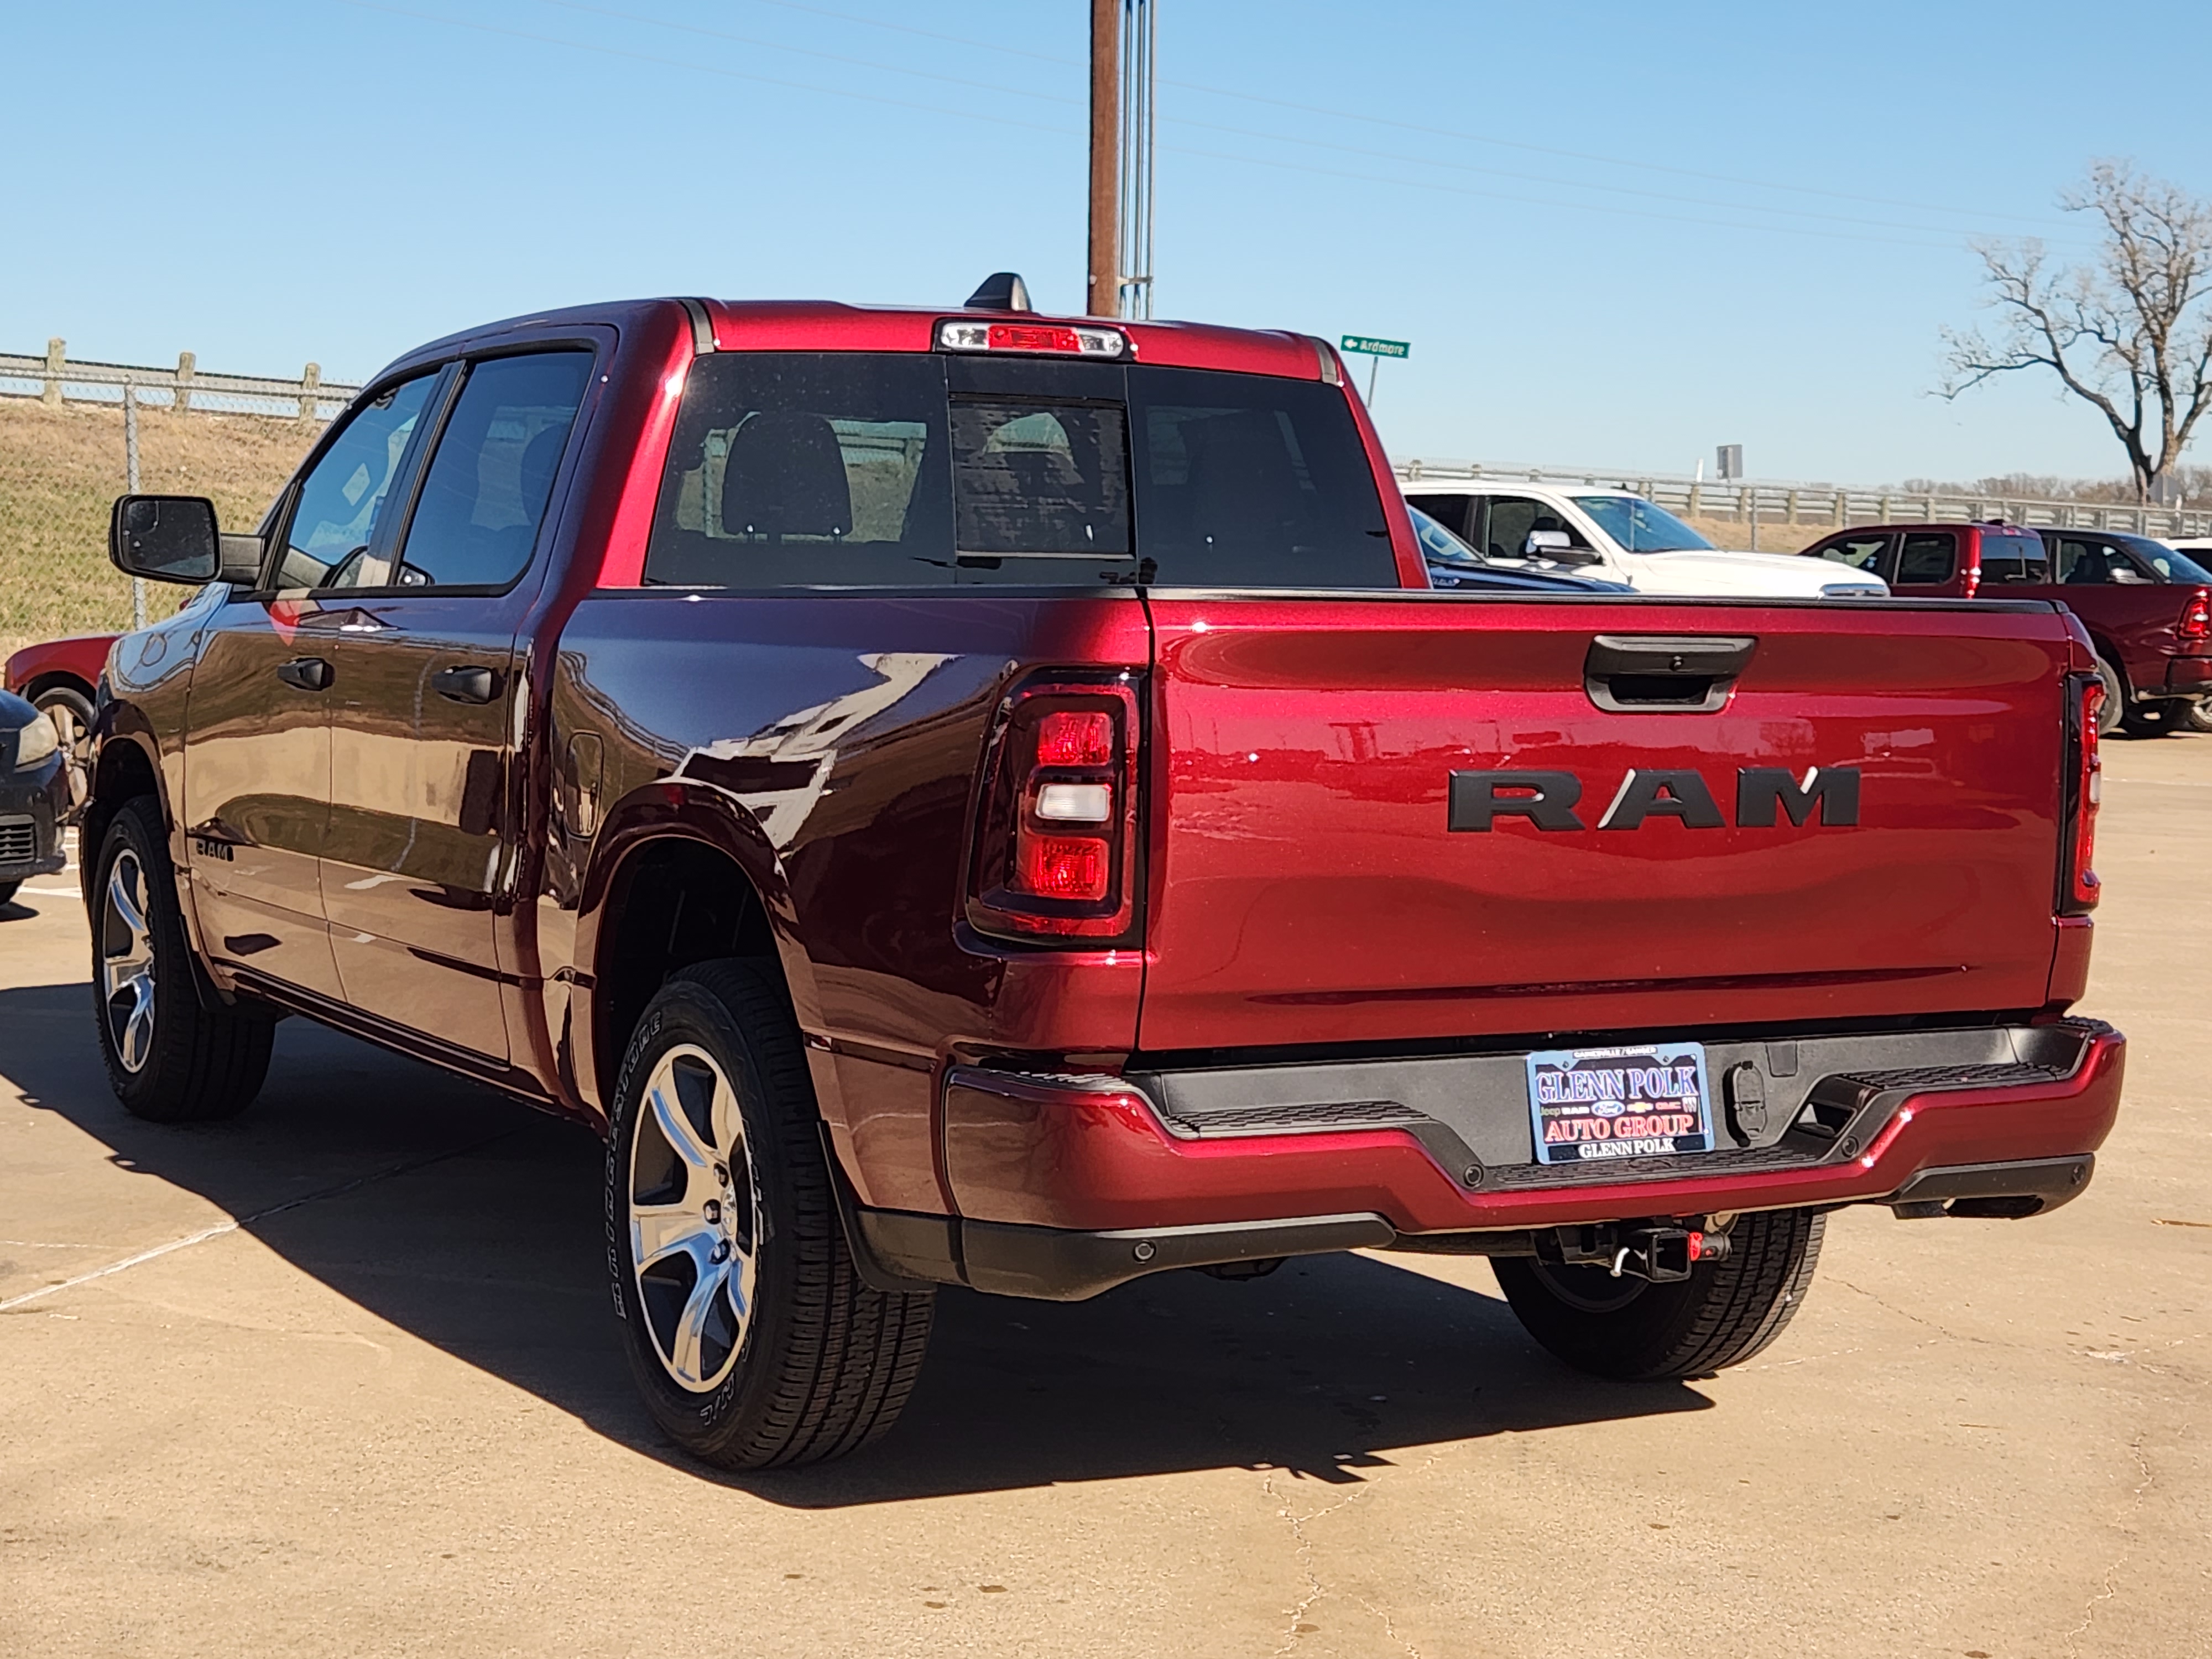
[937,319,1129,358]
[967,676,1141,941]
[2182,587,2210,644]
[2059,672,2103,915]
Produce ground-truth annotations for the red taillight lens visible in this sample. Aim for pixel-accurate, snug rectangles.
[1019,835,1109,901]
[1035,709,1114,766]
[967,678,1141,941]
[2062,673,2102,915]
[989,324,1081,353]
[2182,588,2210,643]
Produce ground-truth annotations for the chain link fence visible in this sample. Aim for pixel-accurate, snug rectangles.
[1,342,352,660]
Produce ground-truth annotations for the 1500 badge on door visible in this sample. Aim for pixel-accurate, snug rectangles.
[1525,1043,1713,1164]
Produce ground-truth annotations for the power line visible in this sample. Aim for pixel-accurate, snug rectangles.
[328,0,2074,254]
[652,0,2084,233]
[533,0,2070,241]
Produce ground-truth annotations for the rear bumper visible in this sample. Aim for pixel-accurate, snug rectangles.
[2162,655,2212,694]
[851,1019,2124,1298]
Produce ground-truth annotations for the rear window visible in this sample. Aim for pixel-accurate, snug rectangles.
[1978,529,2048,585]
[644,352,1395,590]
[1893,531,1958,586]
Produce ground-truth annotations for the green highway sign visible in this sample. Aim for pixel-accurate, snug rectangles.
[1340,335,1410,359]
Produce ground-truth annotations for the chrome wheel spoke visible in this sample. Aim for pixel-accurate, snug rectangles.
[118,979,156,1071]
[106,862,148,945]
[668,1258,733,1386]
[646,1076,717,1193]
[632,1202,718,1272]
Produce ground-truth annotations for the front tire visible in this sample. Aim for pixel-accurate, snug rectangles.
[92,796,273,1122]
[33,682,95,771]
[1494,1209,1825,1380]
[606,960,934,1469]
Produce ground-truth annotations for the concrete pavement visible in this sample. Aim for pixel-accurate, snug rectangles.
[2,740,2208,1658]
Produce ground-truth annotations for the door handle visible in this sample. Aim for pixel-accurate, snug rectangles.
[432,665,502,705]
[275,656,332,691]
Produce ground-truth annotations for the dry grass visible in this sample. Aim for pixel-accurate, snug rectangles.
[1683,515,1832,556]
[0,398,318,661]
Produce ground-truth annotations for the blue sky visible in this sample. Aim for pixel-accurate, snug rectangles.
[7,0,2209,486]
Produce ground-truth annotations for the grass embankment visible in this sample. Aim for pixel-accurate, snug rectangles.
[0,399,316,662]
[1684,517,1829,555]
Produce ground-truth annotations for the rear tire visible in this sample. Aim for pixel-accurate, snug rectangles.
[1494,1209,1825,1380]
[2121,697,2190,738]
[2186,698,2212,734]
[605,959,934,1469]
[91,797,273,1122]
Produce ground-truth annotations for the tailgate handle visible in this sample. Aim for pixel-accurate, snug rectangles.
[1584,634,1755,713]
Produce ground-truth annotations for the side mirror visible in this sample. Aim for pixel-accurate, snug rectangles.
[1524,529,1599,565]
[109,495,262,586]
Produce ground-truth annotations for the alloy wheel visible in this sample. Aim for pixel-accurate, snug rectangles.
[628,1044,761,1393]
[100,851,156,1073]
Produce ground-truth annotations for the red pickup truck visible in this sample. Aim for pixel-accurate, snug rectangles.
[87,286,2124,1470]
[1798,520,2212,734]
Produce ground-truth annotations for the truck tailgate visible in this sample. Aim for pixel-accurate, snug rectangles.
[1137,594,2075,1053]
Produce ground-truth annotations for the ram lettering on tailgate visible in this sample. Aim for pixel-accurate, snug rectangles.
[1448,766,1861,833]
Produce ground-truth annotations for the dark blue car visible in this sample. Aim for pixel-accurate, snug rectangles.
[0,687,70,907]
[1409,505,1636,593]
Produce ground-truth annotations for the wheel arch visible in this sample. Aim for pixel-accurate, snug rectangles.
[81,726,167,909]
[21,670,96,708]
[574,780,824,1116]
[2085,632,2132,697]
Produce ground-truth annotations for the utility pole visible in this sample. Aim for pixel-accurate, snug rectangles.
[1087,0,1120,318]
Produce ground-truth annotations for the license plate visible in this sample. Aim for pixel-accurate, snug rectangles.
[1525,1042,1714,1165]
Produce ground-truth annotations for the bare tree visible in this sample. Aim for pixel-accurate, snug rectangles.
[1943,163,2212,504]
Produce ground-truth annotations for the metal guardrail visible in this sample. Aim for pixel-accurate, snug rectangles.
[1398,457,2212,540]
[0,341,361,422]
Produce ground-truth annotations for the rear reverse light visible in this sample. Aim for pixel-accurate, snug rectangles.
[2059,671,2103,915]
[2182,587,2210,644]
[937,319,1129,358]
[967,676,1142,941]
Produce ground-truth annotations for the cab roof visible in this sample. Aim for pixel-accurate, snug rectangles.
[398,296,1335,385]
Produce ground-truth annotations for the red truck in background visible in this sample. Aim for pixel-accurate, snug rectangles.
[4,632,111,781]
[85,284,2123,1470]
[1800,520,2212,735]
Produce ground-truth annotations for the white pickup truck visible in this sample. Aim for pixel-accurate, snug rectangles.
[1405,482,1887,598]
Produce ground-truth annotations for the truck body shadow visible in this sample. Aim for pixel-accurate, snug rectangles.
[1,978,1709,1504]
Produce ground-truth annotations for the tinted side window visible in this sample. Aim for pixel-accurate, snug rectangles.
[366,352,591,592]
[1979,531,2048,585]
[1406,494,1474,539]
[648,352,954,588]
[280,375,436,589]
[1129,368,1396,588]
[2056,537,2109,583]
[1894,531,1958,586]
[1483,496,1590,561]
